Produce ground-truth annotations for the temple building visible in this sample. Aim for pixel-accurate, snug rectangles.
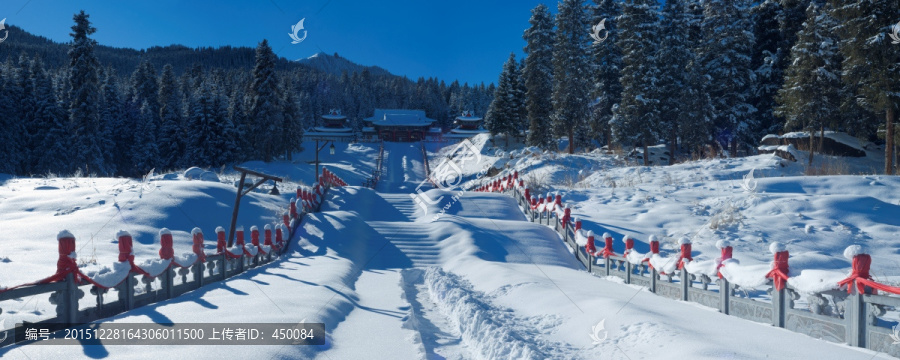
[445,110,488,141]
[362,109,441,142]
[304,109,356,141]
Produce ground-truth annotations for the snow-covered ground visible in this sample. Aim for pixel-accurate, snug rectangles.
[1,137,898,359]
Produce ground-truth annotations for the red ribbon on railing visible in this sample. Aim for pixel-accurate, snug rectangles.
[677,242,693,270]
[717,245,732,279]
[766,250,790,291]
[599,235,615,258]
[192,228,206,263]
[159,229,175,260]
[585,233,596,256]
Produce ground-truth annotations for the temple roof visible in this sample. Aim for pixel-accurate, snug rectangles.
[365,109,435,127]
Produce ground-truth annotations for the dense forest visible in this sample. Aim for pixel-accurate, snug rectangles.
[0,13,495,177]
[484,0,899,174]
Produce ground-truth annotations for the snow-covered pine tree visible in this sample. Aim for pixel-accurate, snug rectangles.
[523,3,555,148]
[778,0,812,72]
[67,11,107,175]
[552,0,592,154]
[611,0,660,166]
[18,55,38,174]
[99,71,128,174]
[280,78,304,160]
[657,0,692,164]
[485,53,519,147]
[248,39,283,161]
[33,61,70,175]
[132,99,160,174]
[589,0,622,149]
[227,87,248,161]
[158,64,184,170]
[775,3,842,166]
[697,0,757,156]
[829,0,900,174]
[0,63,23,174]
[512,59,528,142]
[679,63,715,157]
[750,0,786,138]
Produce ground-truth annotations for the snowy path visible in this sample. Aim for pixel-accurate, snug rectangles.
[4,142,896,359]
[319,269,422,360]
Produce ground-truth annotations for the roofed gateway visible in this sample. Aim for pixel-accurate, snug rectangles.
[362,109,441,142]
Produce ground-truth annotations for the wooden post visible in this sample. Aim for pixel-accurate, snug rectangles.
[228,166,283,247]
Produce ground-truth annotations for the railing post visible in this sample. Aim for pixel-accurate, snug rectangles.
[220,254,227,281]
[772,284,786,328]
[681,267,690,301]
[848,286,865,347]
[65,272,78,325]
[605,257,611,277]
[650,268,658,293]
[625,262,632,284]
[719,278,730,314]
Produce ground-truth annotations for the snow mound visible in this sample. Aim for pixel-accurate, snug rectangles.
[184,167,204,180]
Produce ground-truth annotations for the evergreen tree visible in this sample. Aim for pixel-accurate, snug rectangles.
[280,78,304,160]
[776,3,842,166]
[590,0,622,149]
[552,0,592,154]
[131,100,160,174]
[485,54,520,147]
[829,0,900,174]
[750,0,786,138]
[657,0,692,164]
[31,57,69,174]
[0,61,25,174]
[523,3,556,148]
[100,71,128,174]
[158,64,183,170]
[698,0,757,156]
[248,39,283,161]
[612,0,660,166]
[67,11,107,175]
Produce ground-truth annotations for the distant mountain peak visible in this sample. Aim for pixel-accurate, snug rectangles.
[296,52,391,77]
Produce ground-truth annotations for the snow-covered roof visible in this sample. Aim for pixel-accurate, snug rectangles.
[322,114,347,120]
[365,109,435,127]
[456,116,483,121]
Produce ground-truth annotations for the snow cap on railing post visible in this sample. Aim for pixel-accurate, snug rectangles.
[191,227,206,262]
[264,224,273,246]
[575,218,582,231]
[530,196,537,208]
[117,230,134,263]
[676,237,692,270]
[159,228,174,260]
[235,226,245,247]
[563,205,571,225]
[545,194,552,205]
[216,226,226,253]
[524,188,530,201]
[838,245,875,294]
[57,230,78,277]
[296,186,302,199]
[765,242,789,291]
[283,211,291,229]
[290,198,297,218]
[554,194,562,208]
[250,226,260,247]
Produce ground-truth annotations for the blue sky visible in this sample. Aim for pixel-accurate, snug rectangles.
[1,0,558,85]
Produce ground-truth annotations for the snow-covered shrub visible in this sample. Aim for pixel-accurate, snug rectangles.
[522,171,550,195]
[708,199,743,230]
